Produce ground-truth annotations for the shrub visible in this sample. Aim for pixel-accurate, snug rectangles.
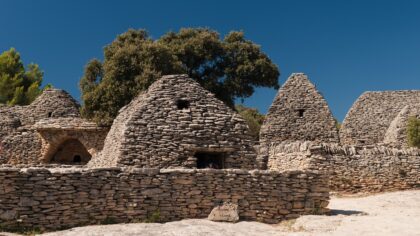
[407,116,420,148]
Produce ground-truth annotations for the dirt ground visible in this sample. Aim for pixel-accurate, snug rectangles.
[2,190,419,236]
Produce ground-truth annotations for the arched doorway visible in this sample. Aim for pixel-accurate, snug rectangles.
[50,139,91,164]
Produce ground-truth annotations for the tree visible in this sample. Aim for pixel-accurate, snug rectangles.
[235,104,265,140]
[80,28,280,125]
[407,116,420,148]
[0,48,45,105]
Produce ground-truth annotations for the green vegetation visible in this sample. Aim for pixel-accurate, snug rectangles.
[80,28,280,125]
[334,118,341,130]
[101,216,118,225]
[0,223,42,235]
[407,116,420,148]
[144,209,161,223]
[0,48,46,105]
[235,104,265,140]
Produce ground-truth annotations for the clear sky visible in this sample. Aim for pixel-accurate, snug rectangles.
[1,0,419,121]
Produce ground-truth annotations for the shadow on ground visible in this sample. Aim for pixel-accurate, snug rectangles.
[328,209,368,216]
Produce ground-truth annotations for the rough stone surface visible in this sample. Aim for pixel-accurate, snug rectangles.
[383,104,420,148]
[340,90,420,145]
[208,202,239,222]
[89,75,257,169]
[259,73,339,168]
[0,167,329,230]
[268,141,420,193]
[0,90,107,165]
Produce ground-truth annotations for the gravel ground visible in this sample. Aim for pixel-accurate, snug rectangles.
[2,190,419,236]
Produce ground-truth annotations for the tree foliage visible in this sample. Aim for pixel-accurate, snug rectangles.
[80,28,280,125]
[0,48,45,105]
[407,116,420,148]
[235,104,265,140]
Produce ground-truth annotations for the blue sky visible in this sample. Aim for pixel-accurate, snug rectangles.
[1,0,419,121]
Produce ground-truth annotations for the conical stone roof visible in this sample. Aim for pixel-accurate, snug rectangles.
[260,73,339,145]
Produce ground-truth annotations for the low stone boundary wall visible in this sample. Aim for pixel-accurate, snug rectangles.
[0,167,329,230]
[268,142,420,193]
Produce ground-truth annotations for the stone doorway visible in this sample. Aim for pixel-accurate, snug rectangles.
[50,139,91,165]
[195,151,226,169]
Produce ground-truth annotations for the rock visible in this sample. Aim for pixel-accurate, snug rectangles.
[0,210,16,220]
[208,202,239,223]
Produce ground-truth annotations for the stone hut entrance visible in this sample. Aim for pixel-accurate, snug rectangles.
[195,151,225,169]
[50,139,92,164]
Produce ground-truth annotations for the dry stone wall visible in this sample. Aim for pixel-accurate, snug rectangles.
[259,73,339,168]
[0,90,107,166]
[268,141,420,193]
[340,90,420,145]
[383,104,420,148]
[0,128,42,164]
[90,75,257,169]
[0,167,329,230]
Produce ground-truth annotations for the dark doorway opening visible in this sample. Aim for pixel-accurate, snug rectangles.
[50,139,91,165]
[195,152,225,169]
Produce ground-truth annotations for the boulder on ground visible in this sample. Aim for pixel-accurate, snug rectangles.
[208,202,239,223]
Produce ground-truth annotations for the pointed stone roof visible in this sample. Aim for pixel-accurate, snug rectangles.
[88,74,257,169]
[340,90,420,145]
[260,73,339,145]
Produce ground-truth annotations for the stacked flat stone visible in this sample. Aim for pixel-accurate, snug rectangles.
[268,141,420,193]
[259,73,339,168]
[89,74,257,169]
[340,90,420,145]
[0,89,107,165]
[0,167,329,230]
[383,104,420,148]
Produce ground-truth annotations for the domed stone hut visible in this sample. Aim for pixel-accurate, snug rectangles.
[89,74,257,169]
[259,73,339,147]
[0,88,107,165]
[340,90,420,145]
[383,104,420,148]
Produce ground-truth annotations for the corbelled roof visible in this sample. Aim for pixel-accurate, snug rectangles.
[260,73,339,145]
[340,90,420,145]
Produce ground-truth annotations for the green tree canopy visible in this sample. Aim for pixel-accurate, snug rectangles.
[80,28,280,125]
[235,104,265,140]
[0,48,45,105]
[407,116,420,148]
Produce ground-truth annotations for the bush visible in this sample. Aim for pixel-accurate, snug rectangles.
[235,105,265,140]
[407,116,420,148]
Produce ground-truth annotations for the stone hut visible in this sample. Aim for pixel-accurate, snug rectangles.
[383,104,420,148]
[259,73,339,150]
[340,90,420,145]
[34,118,108,164]
[0,88,107,165]
[88,74,257,169]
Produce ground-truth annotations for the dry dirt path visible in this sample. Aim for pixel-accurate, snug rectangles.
[3,190,420,236]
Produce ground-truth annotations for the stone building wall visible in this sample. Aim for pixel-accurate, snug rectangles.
[34,118,109,164]
[259,73,339,168]
[0,167,329,230]
[0,89,107,166]
[0,128,42,164]
[383,104,420,148]
[89,75,257,169]
[268,141,420,193]
[340,90,420,145]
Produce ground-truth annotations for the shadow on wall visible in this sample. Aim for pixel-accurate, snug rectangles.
[49,139,92,165]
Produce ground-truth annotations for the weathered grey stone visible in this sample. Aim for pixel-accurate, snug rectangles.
[89,75,257,169]
[208,202,239,222]
[340,90,420,145]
